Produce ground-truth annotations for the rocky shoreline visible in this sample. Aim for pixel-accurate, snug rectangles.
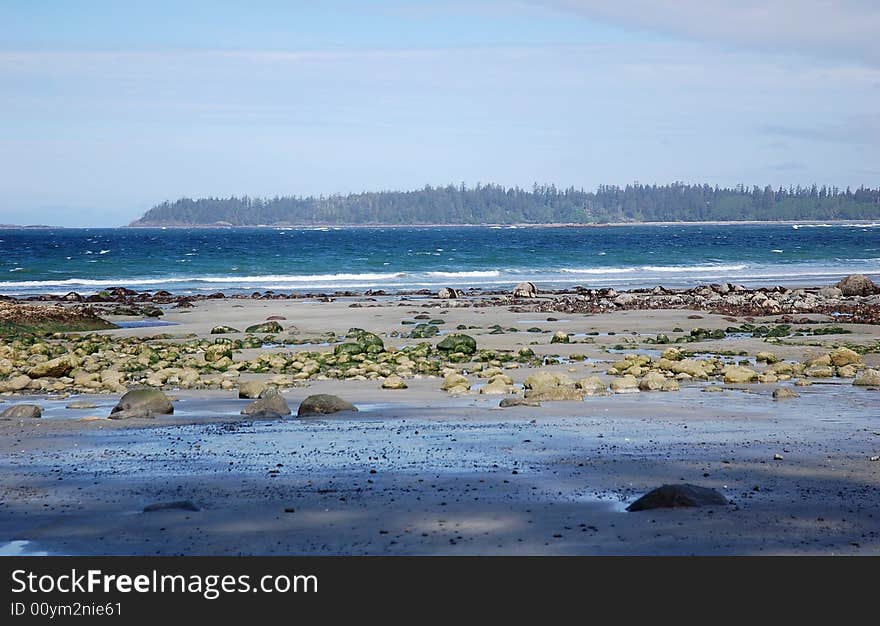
[1,273,879,555]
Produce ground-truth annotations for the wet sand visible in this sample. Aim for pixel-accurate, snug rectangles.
[1,295,879,555]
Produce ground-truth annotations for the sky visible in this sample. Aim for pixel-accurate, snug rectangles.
[0,1,878,226]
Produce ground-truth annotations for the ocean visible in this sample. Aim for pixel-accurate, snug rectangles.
[1,223,878,296]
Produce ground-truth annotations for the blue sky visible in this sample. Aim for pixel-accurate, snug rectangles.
[1,1,878,226]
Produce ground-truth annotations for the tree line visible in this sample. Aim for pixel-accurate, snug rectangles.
[132,182,880,226]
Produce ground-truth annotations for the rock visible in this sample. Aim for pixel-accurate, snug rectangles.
[550,331,570,344]
[381,375,408,389]
[836,274,879,297]
[818,286,842,298]
[241,388,291,418]
[830,347,861,367]
[66,400,98,409]
[479,378,514,395]
[768,362,794,375]
[836,364,857,378]
[110,388,173,418]
[409,324,439,339]
[499,397,541,408]
[297,394,358,417]
[772,387,800,400]
[804,365,834,378]
[238,380,268,399]
[525,386,584,402]
[204,343,233,363]
[0,374,31,392]
[441,373,470,391]
[755,352,780,364]
[0,404,42,419]
[245,321,284,333]
[348,329,384,353]
[210,325,240,334]
[436,333,477,356]
[610,375,639,394]
[143,500,200,513]
[524,371,574,390]
[722,365,758,384]
[28,355,77,378]
[626,484,728,512]
[658,358,709,379]
[853,369,880,387]
[661,379,680,392]
[512,281,538,298]
[577,376,608,396]
[806,353,831,367]
[437,287,459,299]
[638,371,667,392]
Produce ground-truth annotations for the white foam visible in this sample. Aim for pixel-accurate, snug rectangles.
[426,270,501,278]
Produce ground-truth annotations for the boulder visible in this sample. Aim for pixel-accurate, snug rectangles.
[610,375,639,394]
[0,374,31,392]
[479,378,515,395]
[524,386,584,402]
[577,376,608,396]
[661,379,681,392]
[441,373,470,391]
[297,394,358,417]
[499,398,541,408]
[804,365,834,378]
[0,404,42,419]
[437,287,459,299]
[626,484,728,512]
[524,371,574,390]
[238,380,268,399]
[836,364,857,378]
[830,347,861,367]
[241,388,291,418]
[638,371,667,392]
[772,387,800,400]
[755,352,780,364]
[836,274,879,297]
[658,358,709,379]
[28,355,77,379]
[210,325,240,334]
[381,375,408,390]
[853,369,880,387]
[512,281,538,298]
[722,365,758,384]
[245,321,284,333]
[550,331,570,344]
[436,333,477,356]
[204,343,233,363]
[110,388,173,418]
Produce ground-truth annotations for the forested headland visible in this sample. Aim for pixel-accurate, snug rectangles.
[131,182,880,226]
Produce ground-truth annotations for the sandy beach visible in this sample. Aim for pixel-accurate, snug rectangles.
[1,287,879,555]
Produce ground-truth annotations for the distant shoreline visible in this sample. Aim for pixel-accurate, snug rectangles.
[3,219,878,230]
[127,219,880,229]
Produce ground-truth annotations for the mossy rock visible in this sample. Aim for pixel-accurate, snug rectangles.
[436,333,477,356]
[334,342,365,356]
[245,321,284,333]
[410,324,439,339]
[210,325,240,334]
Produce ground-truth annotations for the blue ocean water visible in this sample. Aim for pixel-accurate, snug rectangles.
[0,224,877,296]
